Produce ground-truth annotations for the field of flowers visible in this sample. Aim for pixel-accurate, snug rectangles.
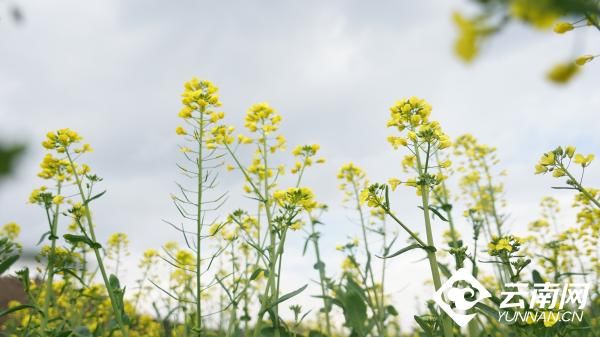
[1,1,599,337]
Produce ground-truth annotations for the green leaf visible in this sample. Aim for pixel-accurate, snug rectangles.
[313,261,325,271]
[260,326,290,337]
[437,262,452,279]
[413,315,435,337]
[0,304,41,318]
[37,230,51,245]
[73,326,93,337]
[378,243,423,259]
[250,268,266,280]
[474,302,512,324]
[109,274,121,290]
[63,234,102,249]
[302,236,311,256]
[84,190,106,206]
[259,284,308,315]
[308,330,327,337]
[344,289,367,337]
[532,269,545,283]
[0,254,19,275]
[385,305,398,316]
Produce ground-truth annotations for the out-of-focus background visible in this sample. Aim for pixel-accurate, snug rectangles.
[1,0,599,327]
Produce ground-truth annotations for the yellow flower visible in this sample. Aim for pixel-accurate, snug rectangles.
[42,128,82,151]
[565,145,576,158]
[237,134,253,144]
[290,220,303,231]
[52,195,64,205]
[175,126,187,135]
[547,62,579,84]
[74,143,93,154]
[1,222,21,240]
[543,311,559,327]
[510,0,558,29]
[107,232,129,249]
[452,12,479,62]
[29,186,48,204]
[179,106,193,119]
[574,153,594,167]
[388,178,401,191]
[534,164,548,174]
[209,111,225,123]
[273,187,318,211]
[539,152,555,166]
[209,125,235,146]
[341,257,355,271]
[244,102,281,134]
[553,22,574,34]
[208,222,221,236]
[575,54,595,66]
[180,77,221,111]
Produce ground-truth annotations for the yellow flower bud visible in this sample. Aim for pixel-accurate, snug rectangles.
[553,22,574,34]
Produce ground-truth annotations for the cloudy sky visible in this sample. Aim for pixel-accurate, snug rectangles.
[1,0,599,330]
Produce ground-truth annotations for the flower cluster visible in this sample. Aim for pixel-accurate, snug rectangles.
[359,183,387,208]
[535,146,594,176]
[41,128,84,152]
[1,222,20,240]
[273,187,318,212]
[244,102,281,135]
[290,144,325,174]
[37,154,71,181]
[207,125,235,149]
[176,77,227,151]
[179,77,221,116]
[487,235,523,256]
[387,97,451,150]
[452,12,492,63]
[509,0,558,29]
[337,162,369,204]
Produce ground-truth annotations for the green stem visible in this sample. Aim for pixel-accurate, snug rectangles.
[309,219,333,337]
[414,143,454,337]
[40,182,62,336]
[351,179,384,336]
[561,163,600,209]
[195,112,205,335]
[65,150,129,337]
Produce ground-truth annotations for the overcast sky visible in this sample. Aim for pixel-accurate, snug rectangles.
[1,0,599,330]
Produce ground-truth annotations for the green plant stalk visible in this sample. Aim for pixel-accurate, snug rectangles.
[65,150,129,337]
[351,179,384,336]
[482,162,503,236]
[414,143,454,337]
[227,243,238,337]
[379,219,387,331]
[434,154,458,246]
[195,111,205,335]
[309,220,333,336]
[262,134,281,336]
[380,206,428,249]
[40,182,62,336]
[561,163,600,209]
[252,134,281,337]
[222,143,272,337]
